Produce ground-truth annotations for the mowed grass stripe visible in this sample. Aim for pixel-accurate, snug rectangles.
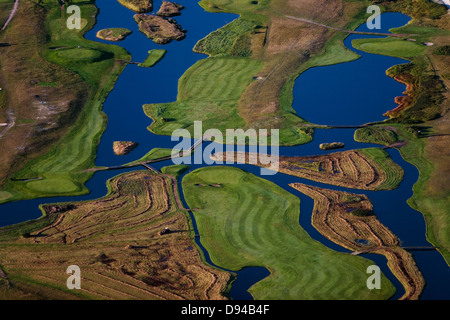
[249,191,278,251]
[212,60,256,101]
[188,58,232,100]
[179,58,226,100]
[145,58,261,137]
[236,186,261,253]
[178,57,261,102]
[23,105,105,193]
[189,59,228,100]
[178,58,226,100]
[182,166,395,300]
[223,186,256,263]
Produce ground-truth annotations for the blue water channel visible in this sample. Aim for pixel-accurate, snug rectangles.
[0,2,449,299]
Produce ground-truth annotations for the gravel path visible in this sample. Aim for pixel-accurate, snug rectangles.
[1,0,19,31]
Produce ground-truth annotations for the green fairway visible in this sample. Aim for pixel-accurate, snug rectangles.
[138,49,167,67]
[182,166,395,300]
[54,48,104,61]
[0,0,130,202]
[354,126,399,146]
[352,38,425,59]
[179,57,261,101]
[144,56,261,135]
[124,147,174,166]
[394,126,450,265]
[161,164,190,179]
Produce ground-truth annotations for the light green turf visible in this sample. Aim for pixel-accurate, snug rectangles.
[182,166,396,300]
[144,56,261,136]
[393,126,450,265]
[138,49,166,67]
[0,191,12,202]
[354,126,399,146]
[161,164,190,179]
[124,147,174,166]
[352,37,425,59]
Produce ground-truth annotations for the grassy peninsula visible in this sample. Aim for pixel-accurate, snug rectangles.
[143,0,371,146]
[0,0,130,203]
[138,49,167,67]
[182,166,395,300]
[351,0,450,264]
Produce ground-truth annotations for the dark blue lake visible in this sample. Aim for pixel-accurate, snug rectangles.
[0,3,448,300]
[293,13,411,126]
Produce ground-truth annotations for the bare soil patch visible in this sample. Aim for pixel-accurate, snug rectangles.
[156,1,184,17]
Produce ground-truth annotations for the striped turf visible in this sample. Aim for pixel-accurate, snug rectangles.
[182,166,396,300]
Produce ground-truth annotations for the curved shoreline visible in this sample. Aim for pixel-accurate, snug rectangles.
[290,183,425,300]
[0,3,446,302]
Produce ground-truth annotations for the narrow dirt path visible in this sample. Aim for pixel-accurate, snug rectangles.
[284,15,416,38]
[0,110,15,139]
[1,0,19,31]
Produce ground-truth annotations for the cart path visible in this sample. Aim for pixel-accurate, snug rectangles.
[284,15,417,38]
[1,0,19,31]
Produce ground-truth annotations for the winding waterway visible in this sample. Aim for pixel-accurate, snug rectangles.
[0,1,449,300]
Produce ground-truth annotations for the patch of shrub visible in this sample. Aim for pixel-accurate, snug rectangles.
[354,127,398,146]
[434,45,450,56]
[388,0,447,19]
[350,209,375,217]
[194,18,256,57]
[386,58,444,123]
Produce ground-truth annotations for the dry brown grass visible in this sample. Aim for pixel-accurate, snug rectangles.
[0,1,88,186]
[290,183,425,300]
[0,171,230,300]
[285,0,345,25]
[236,0,365,130]
[211,148,404,191]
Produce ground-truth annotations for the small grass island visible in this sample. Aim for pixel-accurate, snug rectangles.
[96,28,132,42]
[138,49,167,67]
